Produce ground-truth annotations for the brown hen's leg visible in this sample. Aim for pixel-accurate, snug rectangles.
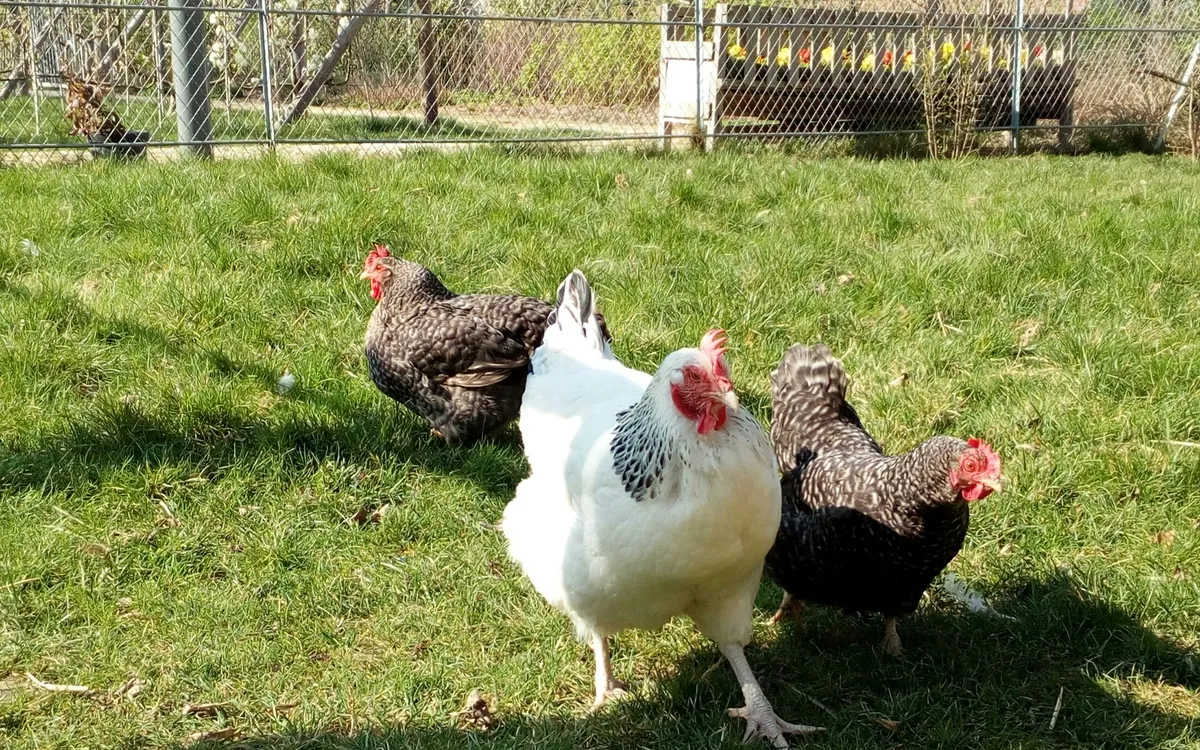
[768,592,805,626]
[882,617,903,656]
[589,634,628,712]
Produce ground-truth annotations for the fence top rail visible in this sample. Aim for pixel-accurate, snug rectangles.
[8,0,1200,34]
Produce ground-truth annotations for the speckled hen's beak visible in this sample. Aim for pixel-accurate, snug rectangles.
[359,269,372,279]
[979,477,1002,493]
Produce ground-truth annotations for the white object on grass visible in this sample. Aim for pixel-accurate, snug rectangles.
[277,370,297,394]
[942,573,1018,621]
[21,239,40,257]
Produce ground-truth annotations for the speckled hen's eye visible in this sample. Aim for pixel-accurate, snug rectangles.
[961,454,982,473]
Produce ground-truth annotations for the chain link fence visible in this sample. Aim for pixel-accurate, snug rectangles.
[2,0,1200,164]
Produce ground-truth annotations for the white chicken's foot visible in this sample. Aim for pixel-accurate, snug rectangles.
[719,643,824,747]
[589,634,629,712]
[768,592,805,627]
[882,617,903,656]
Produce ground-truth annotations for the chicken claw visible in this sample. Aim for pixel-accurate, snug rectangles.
[768,592,805,626]
[589,680,629,713]
[881,617,903,656]
[728,704,825,747]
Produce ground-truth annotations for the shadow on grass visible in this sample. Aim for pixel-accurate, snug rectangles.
[152,571,1198,750]
[0,279,526,499]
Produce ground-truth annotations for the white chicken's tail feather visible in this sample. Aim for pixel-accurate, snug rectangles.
[537,270,611,362]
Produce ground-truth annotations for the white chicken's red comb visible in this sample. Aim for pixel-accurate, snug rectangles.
[700,329,728,361]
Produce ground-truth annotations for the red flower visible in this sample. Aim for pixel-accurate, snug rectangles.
[882,50,894,67]
[798,48,812,64]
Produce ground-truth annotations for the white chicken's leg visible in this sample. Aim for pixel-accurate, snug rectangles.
[720,643,824,747]
[590,634,628,711]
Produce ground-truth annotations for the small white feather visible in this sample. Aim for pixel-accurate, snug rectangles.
[21,239,40,257]
[276,370,297,394]
[943,573,1017,621]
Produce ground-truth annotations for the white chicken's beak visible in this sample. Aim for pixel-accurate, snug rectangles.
[711,389,739,411]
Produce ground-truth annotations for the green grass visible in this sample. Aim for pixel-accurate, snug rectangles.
[1,150,1198,750]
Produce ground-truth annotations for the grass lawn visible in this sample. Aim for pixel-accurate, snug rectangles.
[1,150,1198,749]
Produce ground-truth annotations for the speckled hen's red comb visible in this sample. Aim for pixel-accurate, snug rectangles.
[368,243,391,260]
[700,329,727,360]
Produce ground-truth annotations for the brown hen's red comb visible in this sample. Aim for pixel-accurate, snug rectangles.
[700,329,728,360]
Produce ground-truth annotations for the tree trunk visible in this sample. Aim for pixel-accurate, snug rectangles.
[289,13,307,96]
[281,0,382,125]
[91,4,155,81]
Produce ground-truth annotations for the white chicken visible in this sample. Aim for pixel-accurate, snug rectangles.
[502,270,821,747]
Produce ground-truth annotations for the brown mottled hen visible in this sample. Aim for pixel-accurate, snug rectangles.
[764,343,1002,655]
[360,244,609,444]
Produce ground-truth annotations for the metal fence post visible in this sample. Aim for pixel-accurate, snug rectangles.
[257,0,276,148]
[168,0,214,157]
[1009,0,1023,154]
[695,0,703,147]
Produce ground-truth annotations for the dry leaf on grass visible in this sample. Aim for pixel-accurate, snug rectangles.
[872,716,900,730]
[1018,320,1041,350]
[1173,567,1188,581]
[837,273,855,285]
[186,727,240,744]
[346,503,390,527]
[1149,282,1162,296]
[182,702,232,718]
[411,640,430,659]
[156,501,181,528]
[813,282,828,296]
[889,372,909,388]
[0,673,27,699]
[455,689,494,730]
[307,651,331,663]
[1152,530,1176,547]
[266,701,298,717]
[486,560,503,578]
[1015,443,1040,453]
[112,676,144,701]
[614,174,629,190]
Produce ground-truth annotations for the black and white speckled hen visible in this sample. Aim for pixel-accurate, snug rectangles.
[360,244,609,444]
[764,343,1002,655]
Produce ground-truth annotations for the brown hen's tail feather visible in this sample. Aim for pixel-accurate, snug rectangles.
[769,343,882,474]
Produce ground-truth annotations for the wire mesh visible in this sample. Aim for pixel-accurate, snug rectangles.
[2,0,1200,163]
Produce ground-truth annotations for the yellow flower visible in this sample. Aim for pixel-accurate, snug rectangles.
[860,51,876,73]
[727,43,747,61]
[819,45,834,68]
[940,40,955,62]
[776,46,790,67]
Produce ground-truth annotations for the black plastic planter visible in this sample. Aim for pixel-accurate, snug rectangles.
[87,129,150,161]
